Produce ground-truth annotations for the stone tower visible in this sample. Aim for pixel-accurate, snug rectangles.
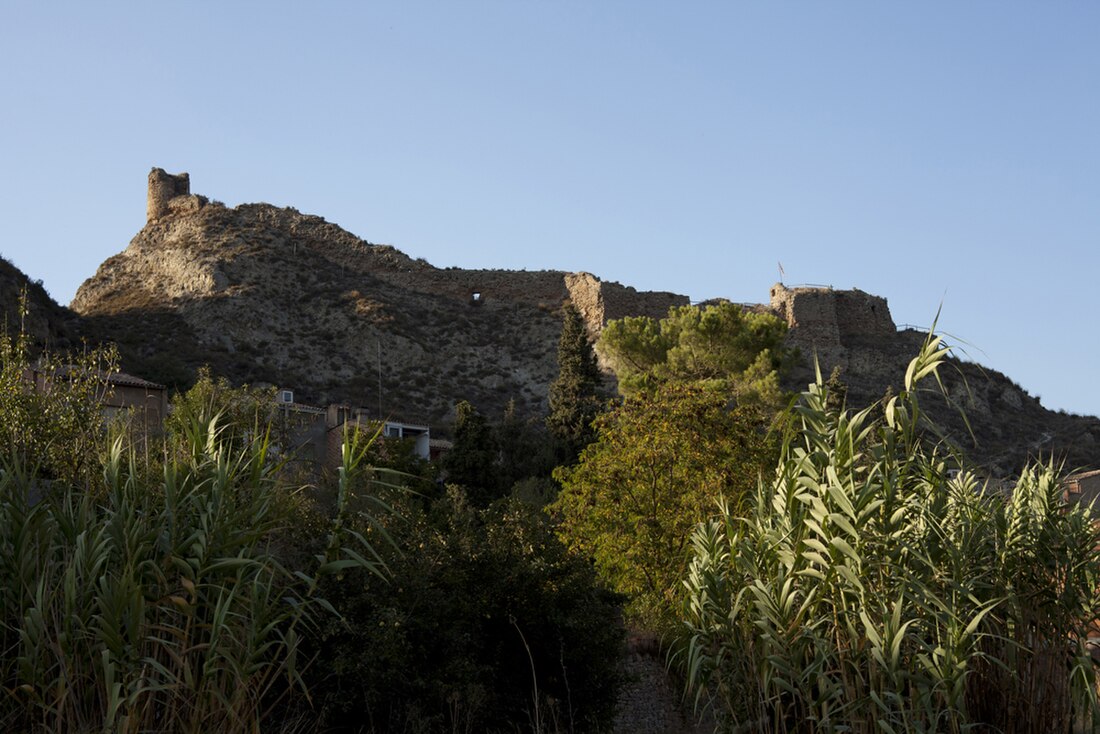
[146,168,191,223]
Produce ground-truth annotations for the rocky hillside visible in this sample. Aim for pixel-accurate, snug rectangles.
[769,284,1100,477]
[58,170,1100,470]
[73,204,554,425]
[0,255,78,351]
[72,173,683,428]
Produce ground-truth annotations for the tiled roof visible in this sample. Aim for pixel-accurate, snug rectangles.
[47,366,166,390]
[279,402,325,414]
[106,371,166,390]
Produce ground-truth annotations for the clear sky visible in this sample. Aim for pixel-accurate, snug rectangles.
[1,3,1097,416]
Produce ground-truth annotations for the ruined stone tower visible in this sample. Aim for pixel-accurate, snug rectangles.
[768,283,896,369]
[146,168,191,223]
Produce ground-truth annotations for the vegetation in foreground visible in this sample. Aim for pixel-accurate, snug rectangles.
[0,319,624,733]
[4,296,1099,733]
[553,301,791,633]
[677,335,1100,733]
[0,353,380,731]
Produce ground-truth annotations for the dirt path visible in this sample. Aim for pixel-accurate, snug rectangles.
[612,648,714,734]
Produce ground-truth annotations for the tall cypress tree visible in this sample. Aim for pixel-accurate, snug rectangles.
[443,400,502,505]
[547,303,605,465]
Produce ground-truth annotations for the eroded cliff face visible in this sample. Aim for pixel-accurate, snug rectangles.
[71,200,684,428]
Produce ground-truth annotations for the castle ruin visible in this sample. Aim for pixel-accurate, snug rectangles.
[768,282,897,369]
[564,272,688,337]
[147,167,206,223]
[139,168,905,374]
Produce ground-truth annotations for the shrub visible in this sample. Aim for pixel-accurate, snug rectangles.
[0,327,118,488]
[677,335,1100,733]
[306,487,625,733]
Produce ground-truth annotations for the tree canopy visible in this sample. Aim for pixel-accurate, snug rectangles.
[552,382,778,629]
[596,301,792,410]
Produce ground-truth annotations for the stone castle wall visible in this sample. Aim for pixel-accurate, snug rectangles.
[594,277,688,329]
[564,272,688,335]
[565,272,688,371]
[390,268,572,307]
[834,289,896,341]
[380,267,688,336]
[768,283,896,368]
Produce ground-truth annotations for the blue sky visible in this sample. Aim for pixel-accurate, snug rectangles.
[2,2,1097,416]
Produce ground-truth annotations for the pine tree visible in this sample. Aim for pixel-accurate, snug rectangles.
[547,304,605,465]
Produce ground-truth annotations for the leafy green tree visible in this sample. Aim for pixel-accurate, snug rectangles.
[498,398,555,492]
[0,324,117,487]
[442,399,559,507]
[546,304,605,465]
[596,301,791,411]
[552,382,778,630]
[678,337,1100,732]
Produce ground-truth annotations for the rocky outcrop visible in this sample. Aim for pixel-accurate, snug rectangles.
[72,174,688,429]
[65,170,1100,465]
[767,283,1100,477]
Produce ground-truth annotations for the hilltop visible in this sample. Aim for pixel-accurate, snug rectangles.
[3,167,1091,472]
[71,169,684,427]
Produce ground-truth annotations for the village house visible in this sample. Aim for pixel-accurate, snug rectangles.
[26,366,168,436]
[275,390,445,471]
[1065,469,1100,515]
[101,371,169,434]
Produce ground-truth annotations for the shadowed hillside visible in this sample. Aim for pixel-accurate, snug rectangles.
[0,255,78,351]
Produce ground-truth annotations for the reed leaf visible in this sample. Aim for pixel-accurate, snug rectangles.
[678,333,1100,733]
[0,396,393,732]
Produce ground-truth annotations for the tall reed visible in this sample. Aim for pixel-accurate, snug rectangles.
[677,335,1100,733]
[0,412,386,733]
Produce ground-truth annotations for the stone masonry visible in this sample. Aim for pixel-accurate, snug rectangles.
[147,167,207,224]
[564,272,688,337]
[768,282,895,369]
